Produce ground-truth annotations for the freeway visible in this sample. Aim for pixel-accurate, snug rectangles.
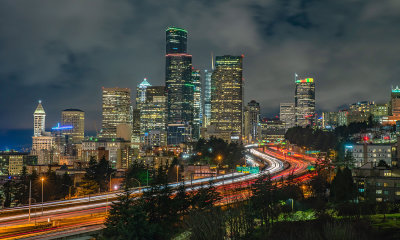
[0,145,312,239]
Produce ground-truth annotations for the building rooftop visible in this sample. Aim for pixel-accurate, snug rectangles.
[34,100,45,115]
[63,109,84,112]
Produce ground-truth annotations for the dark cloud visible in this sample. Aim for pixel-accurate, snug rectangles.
[0,0,399,131]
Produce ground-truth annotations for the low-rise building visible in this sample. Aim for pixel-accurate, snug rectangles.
[345,144,393,168]
[353,163,400,202]
[0,152,37,176]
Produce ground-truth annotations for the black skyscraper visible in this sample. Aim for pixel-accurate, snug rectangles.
[166,27,187,54]
[165,27,193,130]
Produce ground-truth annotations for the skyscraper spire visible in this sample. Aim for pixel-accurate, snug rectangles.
[211,52,215,70]
[33,100,46,136]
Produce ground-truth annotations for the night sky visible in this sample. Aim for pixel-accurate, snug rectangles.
[1,0,400,149]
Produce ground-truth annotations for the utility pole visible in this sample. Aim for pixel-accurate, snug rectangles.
[41,177,44,216]
[28,180,31,222]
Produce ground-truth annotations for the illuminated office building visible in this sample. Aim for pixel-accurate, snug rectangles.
[382,87,400,125]
[192,69,202,140]
[371,104,388,123]
[100,87,131,138]
[295,76,315,127]
[139,86,167,146]
[246,100,260,142]
[322,112,338,129]
[33,100,46,137]
[166,26,187,54]
[136,78,151,110]
[165,27,193,133]
[210,55,243,142]
[280,102,296,130]
[203,69,212,127]
[0,152,37,176]
[131,108,141,148]
[61,109,84,143]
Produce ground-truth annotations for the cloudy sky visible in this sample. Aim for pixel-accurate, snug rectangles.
[1,0,400,132]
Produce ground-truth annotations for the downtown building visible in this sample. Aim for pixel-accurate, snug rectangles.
[280,102,296,130]
[100,87,131,138]
[31,101,57,165]
[244,100,260,143]
[295,76,315,127]
[210,55,243,142]
[382,86,400,125]
[136,80,167,148]
[165,27,194,144]
[61,109,85,143]
[192,69,202,140]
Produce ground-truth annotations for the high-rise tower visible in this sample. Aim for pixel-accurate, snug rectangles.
[295,74,315,127]
[165,27,193,130]
[192,69,202,140]
[61,109,85,143]
[247,100,260,142]
[210,55,243,142]
[33,100,46,137]
[136,78,152,110]
[100,87,131,138]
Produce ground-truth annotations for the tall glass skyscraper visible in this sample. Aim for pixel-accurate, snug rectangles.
[100,87,131,138]
[166,27,187,54]
[295,75,315,127]
[211,55,243,142]
[203,69,212,127]
[192,69,202,140]
[165,27,193,131]
[61,109,85,143]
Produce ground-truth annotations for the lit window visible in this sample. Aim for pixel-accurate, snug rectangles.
[376,190,382,194]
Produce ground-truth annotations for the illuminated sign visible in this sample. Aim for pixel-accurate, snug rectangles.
[52,123,73,130]
[236,166,259,174]
[296,78,314,83]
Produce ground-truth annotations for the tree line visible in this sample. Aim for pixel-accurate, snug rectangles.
[102,155,400,239]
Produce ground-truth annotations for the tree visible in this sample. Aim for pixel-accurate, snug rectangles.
[78,179,99,196]
[83,156,113,192]
[191,181,221,210]
[330,167,357,204]
[15,166,30,205]
[103,184,155,239]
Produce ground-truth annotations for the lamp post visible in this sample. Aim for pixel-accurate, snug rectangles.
[41,177,44,216]
[217,155,223,184]
[176,165,179,183]
[28,180,31,222]
[106,174,112,214]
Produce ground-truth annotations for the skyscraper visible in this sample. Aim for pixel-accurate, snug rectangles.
[136,78,151,110]
[295,75,315,127]
[32,100,55,165]
[139,85,167,146]
[61,109,85,143]
[100,87,131,138]
[33,100,46,137]
[247,100,260,142]
[192,69,202,140]
[280,102,295,130]
[166,27,187,54]
[210,55,243,142]
[203,69,212,127]
[165,27,193,140]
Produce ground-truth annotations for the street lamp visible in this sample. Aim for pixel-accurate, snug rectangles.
[40,177,45,216]
[176,165,179,183]
[29,180,31,222]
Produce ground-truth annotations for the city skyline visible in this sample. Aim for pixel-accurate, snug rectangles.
[1,1,399,132]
